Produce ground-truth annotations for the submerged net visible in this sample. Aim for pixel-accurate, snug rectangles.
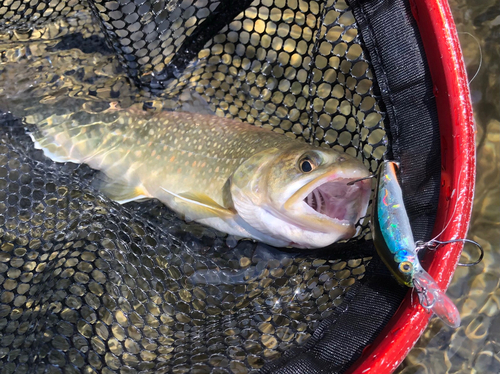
[0,0,440,373]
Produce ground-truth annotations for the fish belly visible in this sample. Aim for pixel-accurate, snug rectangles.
[30,108,291,231]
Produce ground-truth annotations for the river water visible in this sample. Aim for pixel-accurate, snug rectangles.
[0,1,497,373]
[397,0,500,373]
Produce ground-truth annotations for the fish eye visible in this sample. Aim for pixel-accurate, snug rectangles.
[299,157,315,173]
[399,261,413,273]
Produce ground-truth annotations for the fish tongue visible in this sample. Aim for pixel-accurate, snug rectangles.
[304,181,357,221]
[319,182,352,221]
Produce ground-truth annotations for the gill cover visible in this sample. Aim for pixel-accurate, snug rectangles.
[230,144,371,248]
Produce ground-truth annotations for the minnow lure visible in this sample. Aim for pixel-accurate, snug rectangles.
[371,160,461,328]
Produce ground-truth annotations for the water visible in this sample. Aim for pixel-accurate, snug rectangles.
[0,1,497,373]
[396,0,500,373]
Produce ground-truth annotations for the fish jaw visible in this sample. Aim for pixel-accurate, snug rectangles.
[278,172,372,247]
[284,168,372,229]
[231,167,372,248]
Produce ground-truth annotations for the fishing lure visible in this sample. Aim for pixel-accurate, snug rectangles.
[371,160,461,328]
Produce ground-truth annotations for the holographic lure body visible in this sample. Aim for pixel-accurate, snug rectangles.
[372,161,460,328]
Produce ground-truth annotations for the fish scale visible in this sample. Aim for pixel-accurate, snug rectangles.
[31,105,372,248]
[35,108,290,199]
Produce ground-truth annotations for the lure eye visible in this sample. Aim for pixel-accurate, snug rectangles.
[399,261,413,274]
[299,157,316,173]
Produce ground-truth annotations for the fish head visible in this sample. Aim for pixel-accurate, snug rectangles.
[230,143,372,248]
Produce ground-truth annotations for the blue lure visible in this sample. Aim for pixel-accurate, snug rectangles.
[371,160,461,328]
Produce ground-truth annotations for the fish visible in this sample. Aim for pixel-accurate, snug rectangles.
[29,104,372,248]
[371,160,460,328]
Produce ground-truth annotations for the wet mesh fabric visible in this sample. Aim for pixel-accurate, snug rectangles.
[0,0,440,373]
[347,0,441,241]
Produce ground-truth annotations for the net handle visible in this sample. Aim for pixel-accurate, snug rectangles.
[346,0,475,373]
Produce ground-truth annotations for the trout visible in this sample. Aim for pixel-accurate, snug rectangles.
[30,106,372,248]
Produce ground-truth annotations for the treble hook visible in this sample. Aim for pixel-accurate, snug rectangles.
[413,279,436,310]
[415,238,484,267]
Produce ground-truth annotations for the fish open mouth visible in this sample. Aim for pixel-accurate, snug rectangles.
[303,179,369,223]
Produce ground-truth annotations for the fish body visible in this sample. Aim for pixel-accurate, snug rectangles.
[31,106,372,248]
[371,160,460,328]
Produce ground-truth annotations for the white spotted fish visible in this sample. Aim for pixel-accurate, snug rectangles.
[30,105,372,248]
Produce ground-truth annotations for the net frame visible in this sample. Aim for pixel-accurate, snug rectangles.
[346,0,475,372]
[0,0,475,373]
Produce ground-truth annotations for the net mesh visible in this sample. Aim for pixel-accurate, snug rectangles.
[86,0,386,166]
[0,0,392,373]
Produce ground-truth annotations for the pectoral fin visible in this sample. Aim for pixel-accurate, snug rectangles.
[97,176,150,204]
[160,187,235,219]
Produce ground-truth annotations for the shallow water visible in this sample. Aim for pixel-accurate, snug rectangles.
[0,4,384,372]
[0,1,497,373]
[396,0,500,373]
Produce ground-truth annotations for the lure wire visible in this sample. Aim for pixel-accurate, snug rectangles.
[427,167,464,244]
[458,31,483,84]
[415,238,484,267]
[346,174,376,186]
[412,167,484,267]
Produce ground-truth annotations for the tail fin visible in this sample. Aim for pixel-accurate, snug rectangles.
[28,113,91,164]
[28,109,124,167]
[413,270,461,328]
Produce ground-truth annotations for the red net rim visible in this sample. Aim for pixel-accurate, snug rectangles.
[346,0,476,373]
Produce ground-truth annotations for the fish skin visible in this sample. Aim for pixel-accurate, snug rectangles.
[31,105,372,248]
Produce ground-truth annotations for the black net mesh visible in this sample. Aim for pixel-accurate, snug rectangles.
[0,116,376,374]
[86,0,387,163]
[0,0,439,373]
